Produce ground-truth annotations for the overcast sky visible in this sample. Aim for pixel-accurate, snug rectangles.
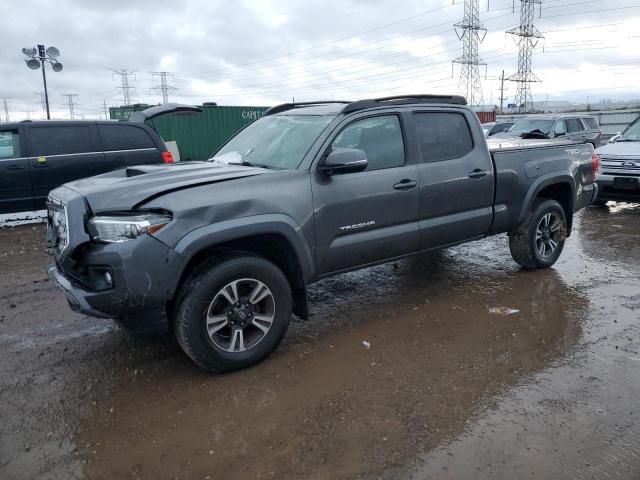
[1,0,639,120]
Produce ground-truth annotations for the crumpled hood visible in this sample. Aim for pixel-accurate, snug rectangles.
[596,141,640,158]
[62,161,272,212]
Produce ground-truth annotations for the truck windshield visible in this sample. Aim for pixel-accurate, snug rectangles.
[509,119,555,135]
[620,120,640,141]
[211,115,334,169]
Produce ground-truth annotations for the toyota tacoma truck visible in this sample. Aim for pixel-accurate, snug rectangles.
[46,95,599,372]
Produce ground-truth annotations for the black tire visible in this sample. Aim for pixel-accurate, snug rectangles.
[509,199,567,270]
[174,254,292,372]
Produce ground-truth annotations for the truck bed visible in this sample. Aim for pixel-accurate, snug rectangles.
[487,138,595,235]
[486,136,582,152]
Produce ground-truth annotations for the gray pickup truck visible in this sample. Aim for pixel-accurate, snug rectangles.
[47,95,598,372]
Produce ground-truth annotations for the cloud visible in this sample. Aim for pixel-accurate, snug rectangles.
[0,0,639,120]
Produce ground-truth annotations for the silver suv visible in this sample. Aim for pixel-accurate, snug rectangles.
[494,114,602,147]
[594,117,640,204]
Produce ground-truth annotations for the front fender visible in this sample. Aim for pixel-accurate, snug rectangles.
[171,213,315,285]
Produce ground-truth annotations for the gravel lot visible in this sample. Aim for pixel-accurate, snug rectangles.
[1,204,639,480]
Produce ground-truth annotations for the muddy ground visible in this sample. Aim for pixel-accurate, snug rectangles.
[1,204,639,480]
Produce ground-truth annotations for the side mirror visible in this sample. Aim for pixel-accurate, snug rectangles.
[319,148,368,175]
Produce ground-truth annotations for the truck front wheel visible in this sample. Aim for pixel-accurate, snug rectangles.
[174,255,292,372]
[509,199,567,270]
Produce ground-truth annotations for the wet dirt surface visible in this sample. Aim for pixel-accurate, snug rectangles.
[1,204,639,479]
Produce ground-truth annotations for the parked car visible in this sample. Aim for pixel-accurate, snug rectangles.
[594,116,640,204]
[0,104,201,214]
[481,121,514,137]
[493,114,602,147]
[47,95,599,372]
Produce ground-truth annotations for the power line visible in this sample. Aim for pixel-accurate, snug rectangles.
[453,0,487,107]
[507,0,544,113]
[61,94,79,119]
[150,71,178,104]
[180,2,458,79]
[176,0,596,88]
[111,69,136,106]
[170,41,625,100]
[173,0,609,97]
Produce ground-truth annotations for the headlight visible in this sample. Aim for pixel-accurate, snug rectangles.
[88,213,172,243]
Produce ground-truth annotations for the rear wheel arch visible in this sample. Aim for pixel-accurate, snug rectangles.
[519,176,575,235]
[535,182,574,234]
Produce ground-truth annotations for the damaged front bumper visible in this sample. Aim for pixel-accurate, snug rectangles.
[48,264,113,318]
[48,233,184,320]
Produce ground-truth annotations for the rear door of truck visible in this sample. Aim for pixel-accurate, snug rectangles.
[412,108,495,249]
[97,123,163,167]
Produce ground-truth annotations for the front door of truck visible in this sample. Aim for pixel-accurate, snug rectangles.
[412,110,494,249]
[0,127,34,214]
[312,113,420,276]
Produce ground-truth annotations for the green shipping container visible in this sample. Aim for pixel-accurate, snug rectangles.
[110,104,268,161]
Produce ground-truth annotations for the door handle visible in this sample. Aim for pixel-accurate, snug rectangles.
[468,169,488,179]
[393,179,418,191]
[6,164,25,170]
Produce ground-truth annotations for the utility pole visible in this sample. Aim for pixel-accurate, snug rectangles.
[1,97,10,123]
[150,71,178,104]
[61,94,79,119]
[103,99,109,119]
[452,0,487,108]
[506,0,543,113]
[111,69,136,106]
[498,69,506,114]
[24,110,32,120]
[34,91,46,118]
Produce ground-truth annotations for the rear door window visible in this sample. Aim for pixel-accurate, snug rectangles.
[0,130,20,159]
[98,124,156,151]
[566,119,583,133]
[29,126,93,156]
[582,118,599,130]
[413,112,474,162]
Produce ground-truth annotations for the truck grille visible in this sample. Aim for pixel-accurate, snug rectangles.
[47,198,69,255]
[600,157,640,175]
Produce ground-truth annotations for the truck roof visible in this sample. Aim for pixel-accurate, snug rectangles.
[267,95,467,117]
[0,119,127,128]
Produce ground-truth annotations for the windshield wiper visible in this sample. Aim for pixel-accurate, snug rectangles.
[616,139,637,142]
[227,160,270,169]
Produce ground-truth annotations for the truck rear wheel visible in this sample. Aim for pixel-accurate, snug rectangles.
[174,255,292,372]
[509,199,567,270]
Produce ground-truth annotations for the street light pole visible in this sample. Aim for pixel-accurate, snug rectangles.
[39,46,51,119]
[23,45,62,120]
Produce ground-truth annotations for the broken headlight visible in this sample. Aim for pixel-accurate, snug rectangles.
[88,213,172,243]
